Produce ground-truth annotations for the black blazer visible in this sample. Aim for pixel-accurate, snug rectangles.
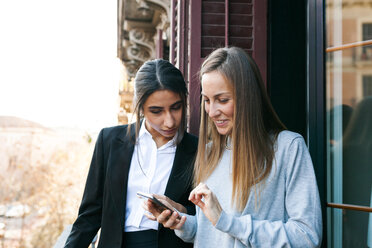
[64,124,197,248]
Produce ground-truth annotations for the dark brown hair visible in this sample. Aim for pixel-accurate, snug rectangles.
[128,59,188,144]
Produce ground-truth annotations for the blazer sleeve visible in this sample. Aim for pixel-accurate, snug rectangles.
[214,137,322,247]
[64,129,106,248]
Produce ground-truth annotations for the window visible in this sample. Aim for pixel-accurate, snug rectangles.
[326,1,372,247]
[362,23,372,60]
[363,75,372,97]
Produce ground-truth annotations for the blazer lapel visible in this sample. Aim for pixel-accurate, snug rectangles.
[107,126,135,229]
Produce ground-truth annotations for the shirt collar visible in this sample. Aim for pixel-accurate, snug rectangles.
[138,119,178,150]
[138,119,150,139]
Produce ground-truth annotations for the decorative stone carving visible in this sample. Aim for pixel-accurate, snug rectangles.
[125,0,154,20]
[119,0,171,78]
[123,60,141,78]
[128,28,155,57]
[122,28,156,78]
[157,12,169,31]
[127,44,151,63]
[137,0,170,17]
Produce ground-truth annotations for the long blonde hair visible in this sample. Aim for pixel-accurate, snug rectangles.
[194,47,286,211]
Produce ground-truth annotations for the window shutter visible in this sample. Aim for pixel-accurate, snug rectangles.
[187,0,267,134]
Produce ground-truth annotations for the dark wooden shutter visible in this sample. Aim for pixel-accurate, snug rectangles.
[169,0,177,65]
[187,0,267,134]
[170,0,189,79]
[201,0,253,56]
[200,0,266,83]
[201,0,226,57]
[189,0,203,135]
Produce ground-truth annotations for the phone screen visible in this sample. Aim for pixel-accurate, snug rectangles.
[137,192,181,217]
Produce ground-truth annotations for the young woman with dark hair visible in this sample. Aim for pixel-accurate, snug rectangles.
[64,59,197,248]
[145,47,322,247]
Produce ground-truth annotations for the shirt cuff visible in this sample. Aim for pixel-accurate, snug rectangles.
[174,213,196,242]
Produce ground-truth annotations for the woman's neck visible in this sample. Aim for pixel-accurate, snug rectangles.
[145,121,174,148]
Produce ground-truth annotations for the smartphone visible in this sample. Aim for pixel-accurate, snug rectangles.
[137,191,181,216]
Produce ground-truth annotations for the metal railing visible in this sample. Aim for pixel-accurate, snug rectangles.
[326,39,372,53]
[327,202,372,212]
[53,225,98,248]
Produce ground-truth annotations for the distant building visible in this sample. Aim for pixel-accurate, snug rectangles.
[0,116,54,173]
[0,116,96,248]
[0,116,94,172]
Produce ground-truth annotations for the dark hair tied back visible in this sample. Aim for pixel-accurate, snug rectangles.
[128,59,188,144]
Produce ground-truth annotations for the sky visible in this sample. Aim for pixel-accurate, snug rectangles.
[0,0,120,132]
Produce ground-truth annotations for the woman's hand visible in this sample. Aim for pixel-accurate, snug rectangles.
[142,194,187,230]
[153,194,187,214]
[189,183,222,226]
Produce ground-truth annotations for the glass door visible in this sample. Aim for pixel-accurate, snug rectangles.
[326,0,372,247]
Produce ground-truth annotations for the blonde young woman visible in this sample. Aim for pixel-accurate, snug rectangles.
[145,47,322,247]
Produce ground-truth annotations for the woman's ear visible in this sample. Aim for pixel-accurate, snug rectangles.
[139,108,144,118]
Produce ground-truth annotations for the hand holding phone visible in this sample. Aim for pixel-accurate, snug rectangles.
[137,192,181,216]
[139,192,187,228]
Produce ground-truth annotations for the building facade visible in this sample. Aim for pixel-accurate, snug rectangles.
[117,1,372,247]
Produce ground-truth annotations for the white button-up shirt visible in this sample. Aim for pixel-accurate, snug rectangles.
[124,121,177,232]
